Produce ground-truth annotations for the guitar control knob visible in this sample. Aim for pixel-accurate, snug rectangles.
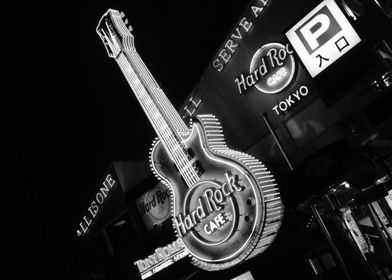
[244,215,254,222]
[247,197,255,207]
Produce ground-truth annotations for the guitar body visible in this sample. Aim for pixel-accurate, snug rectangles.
[150,114,283,270]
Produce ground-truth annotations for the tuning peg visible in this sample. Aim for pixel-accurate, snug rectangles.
[119,11,132,31]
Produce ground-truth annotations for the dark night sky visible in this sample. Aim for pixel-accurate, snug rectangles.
[13,0,249,278]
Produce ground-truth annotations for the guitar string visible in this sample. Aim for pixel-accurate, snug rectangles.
[129,51,188,140]
[116,55,187,181]
[127,50,200,185]
[112,12,191,142]
[116,54,197,187]
[121,53,196,185]
[131,52,189,135]
[130,52,199,184]
[137,57,200,185]
[125,45,189,134]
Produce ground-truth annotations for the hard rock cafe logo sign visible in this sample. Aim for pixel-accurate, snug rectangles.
[134,173,250,279]
[134,166,282,279]
[234,42,311,115]
[175,173,242,239]
[137,186,171,231]
[235,42,296,95]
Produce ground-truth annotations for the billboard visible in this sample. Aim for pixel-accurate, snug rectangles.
[286,0,361,77]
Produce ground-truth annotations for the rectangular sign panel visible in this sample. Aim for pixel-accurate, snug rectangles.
[285,0,361,77]
[134,239,189,279]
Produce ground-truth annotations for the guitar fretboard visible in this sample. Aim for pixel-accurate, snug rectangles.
[115,51,200,187]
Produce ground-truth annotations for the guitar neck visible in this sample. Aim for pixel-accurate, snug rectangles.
[96,8,199,186]
[115,50,200,187]
[115,51,177,143]
[120,49,189,138]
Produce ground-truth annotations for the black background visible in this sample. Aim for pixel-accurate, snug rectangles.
[14,0,250,279]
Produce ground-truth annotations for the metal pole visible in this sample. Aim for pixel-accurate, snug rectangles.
[261,112,294,171]
[310,204,352,280]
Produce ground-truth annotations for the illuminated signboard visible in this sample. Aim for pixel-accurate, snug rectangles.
[233,40,311,116]
[235,42,296,95]
[285,0,361,77]
[136,184,171,231]
[212,0,271,72]
[134,239,189,279]
[76,173,117,237]
[220,0,317,117]
[250,43,295,94]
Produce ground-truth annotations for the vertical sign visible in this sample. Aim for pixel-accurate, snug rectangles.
[285,0,361,77]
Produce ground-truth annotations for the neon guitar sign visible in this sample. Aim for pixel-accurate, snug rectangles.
[97,9,283,272]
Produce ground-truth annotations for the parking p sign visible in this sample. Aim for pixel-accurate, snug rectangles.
[285,0,361,77]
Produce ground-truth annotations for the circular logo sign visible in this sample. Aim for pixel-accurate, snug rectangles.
[147,187,171,220]
[249,42,295,94]
[181,179,239,246]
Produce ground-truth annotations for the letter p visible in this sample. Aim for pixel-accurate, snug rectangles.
[294,5,342,54]
[299,14,330,51]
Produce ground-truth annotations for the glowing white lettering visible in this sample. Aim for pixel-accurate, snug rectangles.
[218,49,231,63]
[234,57,267,94]
[88,201,98,218]
[96,192,104,204]
[203,213,228,235]
[237,43,295,94]
[272,86,309,115]
[238,17,253,32]
[268,48,284,67]
[225,40,239,53]
[175,173,243,237]
[267,68,288,86]
[213,59,223,72]
[134,239,185,274]
[231,27,243,40]
[77,173,116,237]
[213,0,271,72]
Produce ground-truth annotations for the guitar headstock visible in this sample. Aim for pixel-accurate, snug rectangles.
[96,9,135,58]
